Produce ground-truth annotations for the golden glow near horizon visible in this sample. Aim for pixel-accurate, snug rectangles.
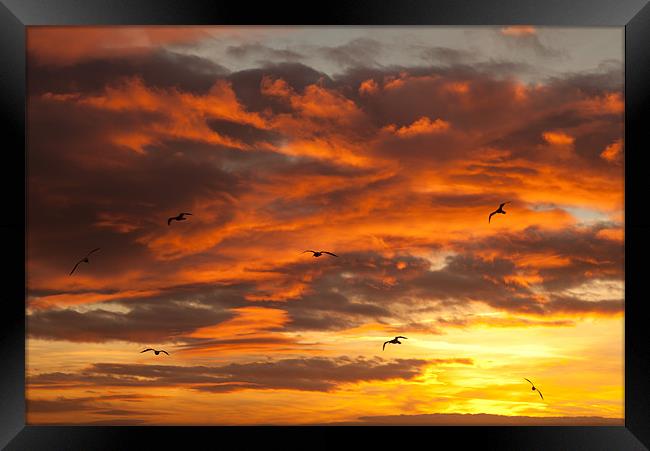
[26,26,624,425]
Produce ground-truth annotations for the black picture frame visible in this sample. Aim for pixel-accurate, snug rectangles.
[2,0,649,449]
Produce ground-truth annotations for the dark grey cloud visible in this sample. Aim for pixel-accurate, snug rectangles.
[175,336,300,354]
[27,283,249,342]
[27,393,148,415]
[416,43,555,80]
[243,250,541,331]
[545,295,623,315]
[419,46,479,65]
[253,235,623,331]
[318,38,383,69]
[205,118,284,147]
[28,397,96,413]
[489,111,622,169]
[488,109,586,150]
[456,224,624,292]
[28,302,233,343]
[226,43,304,62]
[28,49,228,96]
[499,32,567,59]
[276,290,392,332]
[29,356,435,392]
[546,62,624,94]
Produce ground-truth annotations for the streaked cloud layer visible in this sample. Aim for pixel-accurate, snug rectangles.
[27,26,623,425]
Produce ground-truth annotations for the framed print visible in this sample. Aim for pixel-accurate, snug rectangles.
[1,0,649,449]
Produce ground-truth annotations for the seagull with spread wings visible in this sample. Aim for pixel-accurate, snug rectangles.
[489,202,511,223]
[141,348,169,356]
[168,212,192,225]
[302,250,338,258]
[69,248,101,275]
[383,336,408,351]
[524,378,544,400]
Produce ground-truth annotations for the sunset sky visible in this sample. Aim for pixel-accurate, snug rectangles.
[26,26,624,425]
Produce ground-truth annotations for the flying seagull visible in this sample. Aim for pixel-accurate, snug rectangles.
[69,248,101,275]
[489,202,511,223]
[302,250,338,258]
[524,378,544,400]
[168,212,192,225]
[383,336,408,351]
[141,348,169,356]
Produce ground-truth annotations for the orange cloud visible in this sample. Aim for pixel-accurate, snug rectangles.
[542,131,574,146]
[514,83,528,101]
[596,228,624,242]
[260,76,293,97]
[384,117,450,138]
[600,140,623,163]
[189,306,288,338]
[262,76,364,123]
[359,79,379,95]
[445,82,470,94]
[383,76,407,91]
[245,276,313,301]
[382,73,439,92]
[45,77,271,152]
[500,26,537,36]
[577,92,624,115]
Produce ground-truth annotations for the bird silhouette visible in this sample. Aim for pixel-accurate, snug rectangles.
[141,348,169,356]
[302,250,338,258]
[489,202,511,223]
[69,248,101,275]
[524,378,544,400]
[168,212,192,225]
[383,336,408,350]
